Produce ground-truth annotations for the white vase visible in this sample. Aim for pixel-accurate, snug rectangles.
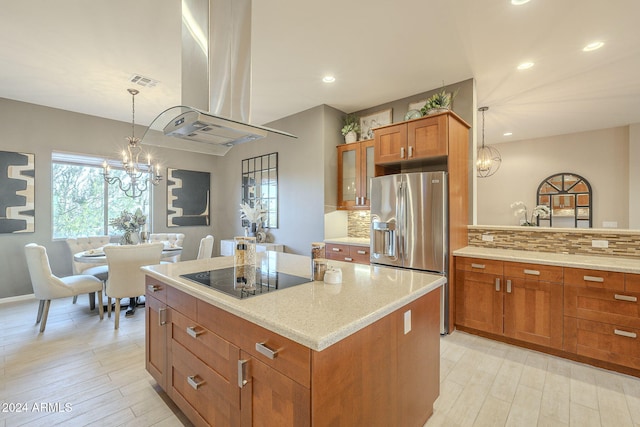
[344,131,357,144]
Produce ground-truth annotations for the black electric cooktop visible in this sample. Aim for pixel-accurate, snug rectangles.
[180,267,311,299]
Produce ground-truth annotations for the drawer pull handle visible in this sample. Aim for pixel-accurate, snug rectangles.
[506,279,512,293]
[614,294,638,302]
[147,284,160,293]
[471,263,485,269]
[614,329,637,339]
[344,257,353,262]
[495,278,501,292]
[186,326,203,338]
[159,307,166,326]
[238,359,249,388]
[332,248,341,252]
[357,250,367,255]
[187,375,205,390]
[524,269,540,276]
[256,342,279,360]
[583,275,604,283]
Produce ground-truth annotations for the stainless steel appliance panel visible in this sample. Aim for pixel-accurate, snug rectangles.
[370,173,403,268]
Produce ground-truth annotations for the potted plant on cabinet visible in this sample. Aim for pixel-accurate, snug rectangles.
[420,88,459,116]
[341,114,360,143]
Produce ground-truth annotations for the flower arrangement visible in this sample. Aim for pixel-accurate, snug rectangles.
[239,202,266,225]
[109,208,146,232]
[510,202,550,226]
[341,114,360,136]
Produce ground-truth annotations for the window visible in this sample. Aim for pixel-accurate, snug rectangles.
[52,152,151,239]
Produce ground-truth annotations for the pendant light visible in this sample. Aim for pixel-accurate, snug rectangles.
[102,89,162,198]
[476,106,502,178]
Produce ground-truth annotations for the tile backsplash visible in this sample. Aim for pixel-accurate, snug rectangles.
[468,225,640,259]
[348,211,371,239]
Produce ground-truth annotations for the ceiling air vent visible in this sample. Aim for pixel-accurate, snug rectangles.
[129,74,159,88]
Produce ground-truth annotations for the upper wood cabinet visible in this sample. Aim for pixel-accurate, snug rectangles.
[374,113,451,164]
[337,139,374,210]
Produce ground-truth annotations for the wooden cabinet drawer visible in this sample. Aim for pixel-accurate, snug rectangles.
[564,316,640,370]
[146,276,168,303]
[564,268,624,291]
[325,243,370,264]
[348,246,370,264]
[456,257,503,275]
[626,274,640,293]
[325,243,349,261]
[564,285,640,328]
[170,341,241,427]
[170,309,240,407]
[197,299,311,388]
[503,261,563,283]
[167,286,197,319]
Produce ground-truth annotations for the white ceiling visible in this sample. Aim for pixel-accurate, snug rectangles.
[1,0,639,145]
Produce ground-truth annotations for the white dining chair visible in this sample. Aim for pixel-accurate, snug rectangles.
[197,235,215,259]
[103,243,163,329]
[149,233,185,262]
[24,243,104,332]
[65,236,110,307]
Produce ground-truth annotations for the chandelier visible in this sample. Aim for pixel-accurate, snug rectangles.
[102,88,162,198]
[476,106,502,178]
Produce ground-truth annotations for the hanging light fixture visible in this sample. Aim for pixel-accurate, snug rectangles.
[102,89,162,198]
[476,106,502,178]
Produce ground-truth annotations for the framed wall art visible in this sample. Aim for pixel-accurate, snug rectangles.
[359,109,392,140]
[167,168,210,227]
[0,150,35,233]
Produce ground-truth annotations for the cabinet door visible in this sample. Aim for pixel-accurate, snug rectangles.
[455,269,503,334]
[359,139,375,207]
[407,115,447,159]
[337,143,358,209]
[145,294,168,389]
[240,351,310,427]
[503,277,563,349]
[374,123,407,164]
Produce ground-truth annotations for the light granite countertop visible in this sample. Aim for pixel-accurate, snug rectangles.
[454,246,640,274]
[323,237,370,247]
[142,252,444,351]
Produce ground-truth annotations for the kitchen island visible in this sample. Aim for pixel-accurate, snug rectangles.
[142,251,445,427]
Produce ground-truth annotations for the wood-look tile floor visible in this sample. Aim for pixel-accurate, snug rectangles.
[0,297,192,427]
[428,330,640,427]
[2,297,640,427]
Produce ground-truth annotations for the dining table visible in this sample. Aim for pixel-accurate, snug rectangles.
[73,244,183,315]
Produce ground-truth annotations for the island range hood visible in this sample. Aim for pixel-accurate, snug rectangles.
[141,0,296,156]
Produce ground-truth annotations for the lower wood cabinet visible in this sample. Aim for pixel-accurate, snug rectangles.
[146,276,440,426]
[145,277,168,390]
[455,255,640,376]
[563,268,640,370]
[455,257,564,350]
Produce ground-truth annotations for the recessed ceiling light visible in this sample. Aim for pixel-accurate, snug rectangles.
[583,41,604,52]
[503,132,513,136]
[322,75,336,83]
[517,62,535,70]
[511,0,531,5]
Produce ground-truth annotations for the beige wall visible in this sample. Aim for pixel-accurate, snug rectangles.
[629,123,640,229]
[211,104,343,256]
[477,126,630,228]
[0,98,343,299]
[0,98,218,299]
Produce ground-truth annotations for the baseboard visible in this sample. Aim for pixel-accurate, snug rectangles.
[0,293,35,304]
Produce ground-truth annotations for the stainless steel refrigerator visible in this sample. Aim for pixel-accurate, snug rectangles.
[370,171,448,333]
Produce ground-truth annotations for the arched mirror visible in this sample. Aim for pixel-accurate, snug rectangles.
[536,173,592,228]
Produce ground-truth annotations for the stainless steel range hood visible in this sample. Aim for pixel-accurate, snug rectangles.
[141,0,296,156]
